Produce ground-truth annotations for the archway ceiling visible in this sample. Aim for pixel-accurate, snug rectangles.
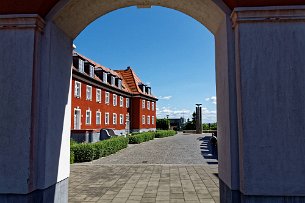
[0,0,304,17]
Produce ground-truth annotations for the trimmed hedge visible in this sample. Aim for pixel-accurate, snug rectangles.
[70,139,77,164]
[94,136,129,159]
[70,150,75,164]
[155,130,177,138]
[70,136,129,163]
[72,143,95,163]
[70,131,177,163]
[128,132,155,144]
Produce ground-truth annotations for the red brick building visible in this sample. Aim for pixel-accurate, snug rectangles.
[71,52,157,136]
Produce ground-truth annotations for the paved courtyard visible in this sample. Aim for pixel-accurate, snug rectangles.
[69,133,219,203]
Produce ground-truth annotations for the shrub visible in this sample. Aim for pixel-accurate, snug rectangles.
[202,123,217,130]
[155,130,177,138]
[70,136,129,163]
[70,149,75,164]
[94,136,129,158]
[71,143,96,163]
[128,132,155,144]
[70,139,78,146]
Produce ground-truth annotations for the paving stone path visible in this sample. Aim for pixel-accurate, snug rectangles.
[69,133,219,203]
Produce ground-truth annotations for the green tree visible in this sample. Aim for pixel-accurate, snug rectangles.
[156,119,170,130]
[202,123,217,130]
[183,112,196,130]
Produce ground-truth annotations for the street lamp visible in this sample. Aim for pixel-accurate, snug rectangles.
[166,115,170,130]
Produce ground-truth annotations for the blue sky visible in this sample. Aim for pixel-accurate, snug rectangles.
[74,6,216,123]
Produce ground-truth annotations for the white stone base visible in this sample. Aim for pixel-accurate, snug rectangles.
[131,128,156,133]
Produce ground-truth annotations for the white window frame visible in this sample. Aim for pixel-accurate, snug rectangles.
[79,59,84,73]
[105,92,110,104]
[113,113,117,125]
[142,100,145,109]
[96,111,101,125]
[152,116,155,125]
[111,76,115,86]
[105,112,109,125]
[118,79,122,89]
[103,72,108,84]
[126,98,130,108]
[120,96,124,107]
[126,113,130,122]
[147,116,150,125]
[86,85,92,101]
[74,81,81,98]
[74,108,81,130]
[120,114,124,125]
[142,115,145,125]
[89,65,95,78]
[96,89,101,103]
[152,102,155,111]
[86,109,91,125]
[113,94,117,106]
[147,101,150,110]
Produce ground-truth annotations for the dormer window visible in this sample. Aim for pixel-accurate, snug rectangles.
[89,65,94,78]
[103,72,108,84]
[147,87,151,95]
[142,85,146,93]
[79,59,84,73]
[118,79,122,89]
[111,76,115,86]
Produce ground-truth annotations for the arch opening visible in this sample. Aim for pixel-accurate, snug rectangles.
[46,0,237,200]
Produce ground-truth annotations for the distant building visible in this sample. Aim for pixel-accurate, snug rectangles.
[71,52,158,138]
[169,118,185,131]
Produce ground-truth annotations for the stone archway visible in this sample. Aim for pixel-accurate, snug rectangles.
[50,0,227,38]
[46,1,239,201]
[1,1,305,203]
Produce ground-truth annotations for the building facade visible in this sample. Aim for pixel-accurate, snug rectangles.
[71,52,157,136]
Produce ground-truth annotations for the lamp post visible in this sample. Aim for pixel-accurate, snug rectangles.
[166,115,170,130]
[195,104,202,134]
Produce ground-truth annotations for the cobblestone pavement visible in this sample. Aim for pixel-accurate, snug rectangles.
[91,133,217,165]
[69,133,219,203]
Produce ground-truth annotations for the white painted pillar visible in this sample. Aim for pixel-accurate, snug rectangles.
[215,12,241,203]
[0,15,72,202]
[229,6,305,202]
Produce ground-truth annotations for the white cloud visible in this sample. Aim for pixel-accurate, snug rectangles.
[201,107,217,123]
[157,106,217,123]
[157,106,191,119]
[158,96,172,100]
[205,96,217,105]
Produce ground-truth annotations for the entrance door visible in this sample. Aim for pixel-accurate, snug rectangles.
[125,114,130,134]
[74,109,81,130]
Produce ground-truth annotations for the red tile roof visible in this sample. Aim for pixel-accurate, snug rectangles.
[74,52,121,79]
[115,67,157,99]
[73,52,156,99]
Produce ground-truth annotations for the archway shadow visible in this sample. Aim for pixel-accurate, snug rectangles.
[197,135,218,165]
